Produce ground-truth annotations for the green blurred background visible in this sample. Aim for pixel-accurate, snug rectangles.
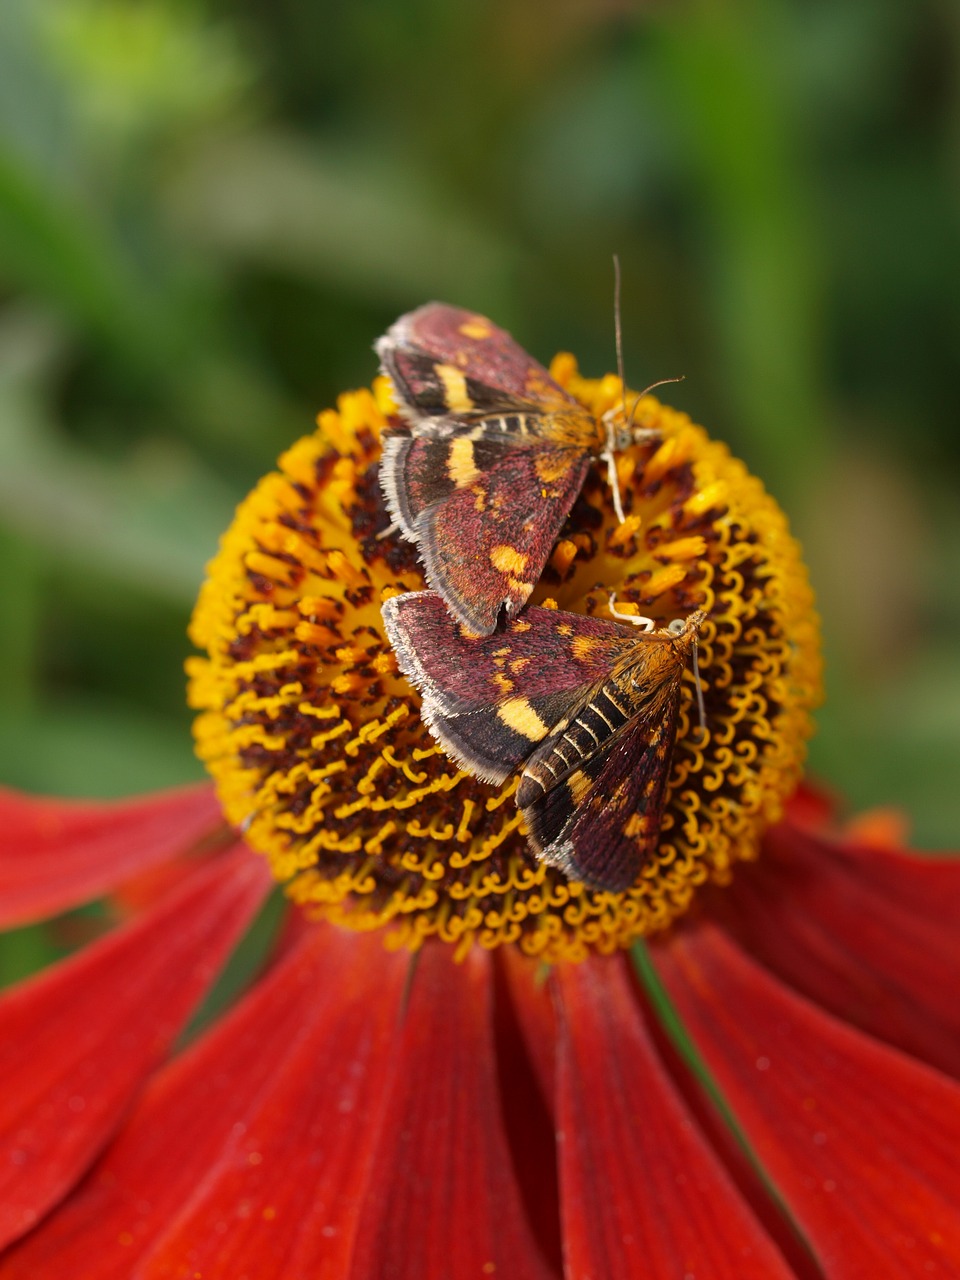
[1,0,958,851]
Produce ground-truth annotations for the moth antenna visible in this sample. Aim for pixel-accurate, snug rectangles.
[627,375,686,443]
[608,591,655,632]
[691,636,707,731]
[601,254,628,523]
[376,520,400,541]
[238,795,282,835]
[614,254,628,428]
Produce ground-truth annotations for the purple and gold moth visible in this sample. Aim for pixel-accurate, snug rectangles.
[377,303,640,635]
[382,590,705,892]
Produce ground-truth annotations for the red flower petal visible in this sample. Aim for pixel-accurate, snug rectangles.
[0,846,270,1251]
[841,807,911,849]
[782,782,839,831]
[138,927,411,1278]
[0,925,407,1278]
[0,784,223,927]
[712,821,960,1077]
[551,956,794,1280]
[831,828,960,915]
[495,951,563,1273]
[349,944,557,1280]
[653,921,960,1278]
[500,947,556,1103]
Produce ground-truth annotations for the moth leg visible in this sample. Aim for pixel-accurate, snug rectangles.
[600,413,626,524]
[607,592,655,631]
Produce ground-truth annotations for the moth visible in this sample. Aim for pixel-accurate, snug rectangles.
[377,303,649,636]
[382,590,706,892]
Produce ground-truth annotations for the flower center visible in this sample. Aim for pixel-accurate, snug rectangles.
[187,356,821,962]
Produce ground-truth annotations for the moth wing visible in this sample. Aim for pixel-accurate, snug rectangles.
[377,304,601,627]
[522,675,684,893]
[415,444,592,634]
[382,593,634,784]
[377,303,578,421]
[381,428,533,539]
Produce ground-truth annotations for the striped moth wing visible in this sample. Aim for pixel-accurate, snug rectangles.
[382,590,703,891]
[377,304,605,635]
[515,665,686,891]
[381,592,634,784]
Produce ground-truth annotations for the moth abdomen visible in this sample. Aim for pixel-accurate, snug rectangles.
[584,685,631,733]
[515,685,632,809]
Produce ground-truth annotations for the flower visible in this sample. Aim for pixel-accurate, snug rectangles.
[1,358,959,1278]
[187,359,820,958]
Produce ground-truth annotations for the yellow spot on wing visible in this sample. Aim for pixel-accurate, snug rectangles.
[534,449,576,485]
[498,697,550,741]
[624,811,651,840]
[447,437,482,487]
[571,635,601,660]
[567,770,593,805]
[490,545,530,576]
[436,363,475,414]
[459,319,492,340]
[493,672,515,694]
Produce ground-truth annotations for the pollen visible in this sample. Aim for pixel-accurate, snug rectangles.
[188,360,821,963]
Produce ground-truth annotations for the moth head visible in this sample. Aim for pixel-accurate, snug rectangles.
[667,609,707,640]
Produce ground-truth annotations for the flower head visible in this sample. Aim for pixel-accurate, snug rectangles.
[188,359,821,960]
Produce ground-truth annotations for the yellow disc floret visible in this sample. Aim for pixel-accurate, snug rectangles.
[187,358,821,962]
